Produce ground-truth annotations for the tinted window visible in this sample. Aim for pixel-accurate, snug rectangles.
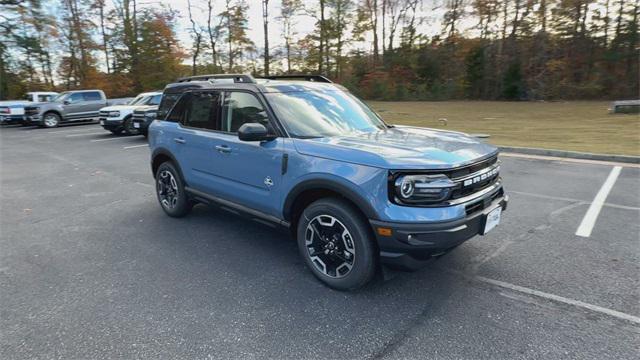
[165,94,188,123]
[221,92,269,133]
[183,92,221,130]
[68,93,84,103]
[158,93,181,120]
[83,92,102,101]
[37,95,52,102]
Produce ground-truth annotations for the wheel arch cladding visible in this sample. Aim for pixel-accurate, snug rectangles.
[283,179,378,228]
[151,149,185,182]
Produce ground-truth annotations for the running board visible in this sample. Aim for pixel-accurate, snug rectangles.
[185,187,290,228]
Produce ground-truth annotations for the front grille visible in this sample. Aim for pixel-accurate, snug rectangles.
[132,111,145,121]
[24,107,39,116]
[465,187,502,215]
[99,111,109,117]
[388,154,502,207]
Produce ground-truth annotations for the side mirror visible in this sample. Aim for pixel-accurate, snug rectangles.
[237,123,275,142]
[63,100,71,105]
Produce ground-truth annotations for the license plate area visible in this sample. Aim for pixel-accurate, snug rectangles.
[482,206,502,235]
[133,122,140,128]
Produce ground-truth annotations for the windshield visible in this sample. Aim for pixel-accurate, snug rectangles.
[128,95,145,105]
[147,94,162,106]
[266,90,388,138]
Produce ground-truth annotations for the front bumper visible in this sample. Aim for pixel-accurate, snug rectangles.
[371,192,508,271]
[99,118,125,130]
[132,117,153,133]
[0,115,26,124]
[24,115,42,125]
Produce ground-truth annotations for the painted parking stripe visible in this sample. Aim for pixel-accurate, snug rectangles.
[65,131,106,137]
[91,137,131,142]
[123,144,148,149]
[477,276,640,325]
[47,127,100,134]
[575,166,622,237]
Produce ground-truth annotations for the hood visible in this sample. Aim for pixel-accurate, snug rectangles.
[23,101,54,108]
[293,126,498,170]
[100,104,143,111]
[0,101,30,106]
[133,105,159,112]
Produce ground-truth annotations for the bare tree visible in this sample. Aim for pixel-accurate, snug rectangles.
[279,0,303,74]
[187,0,203,75]
[262,0,270,75]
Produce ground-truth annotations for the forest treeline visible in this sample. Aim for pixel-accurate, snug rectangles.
[1,0,638,101]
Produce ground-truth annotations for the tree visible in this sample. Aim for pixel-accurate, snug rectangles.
[262,0,270,75]
[279,0,303,74]
[187,0,203,75]
[220,0,255,72]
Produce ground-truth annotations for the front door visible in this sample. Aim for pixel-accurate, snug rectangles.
[210,91,284,217]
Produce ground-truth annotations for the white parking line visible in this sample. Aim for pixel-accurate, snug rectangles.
[65,131,105,137]
[123,144,148,149]
[91,137,130,142]
[500,152,640,168]
[477,276,640,325]
[575,166,622,237]
[47,127,100,134]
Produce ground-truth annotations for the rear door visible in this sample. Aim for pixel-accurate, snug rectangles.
[172,91,224,195]
[81,91,106,118]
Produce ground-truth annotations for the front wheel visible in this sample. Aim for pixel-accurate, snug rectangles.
[296,198,377,291]
[42,112,60,128]
[155,162,192,217]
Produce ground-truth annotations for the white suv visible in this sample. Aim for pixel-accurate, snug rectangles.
[99,91,162,135]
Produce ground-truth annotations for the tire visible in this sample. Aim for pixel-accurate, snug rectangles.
[155,162,192,217]
[42,112,60,128]
[122,116,138,135]
[296,197,377,291]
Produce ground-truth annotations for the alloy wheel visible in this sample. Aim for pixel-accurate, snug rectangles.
[305,215,356,278]
[157,170,179,209]
[43,114,58,127]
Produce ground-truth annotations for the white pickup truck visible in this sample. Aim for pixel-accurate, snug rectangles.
[99,91,162,135]
[0,92,59,125]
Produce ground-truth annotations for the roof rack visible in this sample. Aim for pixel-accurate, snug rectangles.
[177,74,256,83]
[258,75,333,83]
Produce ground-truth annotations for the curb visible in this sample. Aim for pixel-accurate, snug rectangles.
[497,146,640,164]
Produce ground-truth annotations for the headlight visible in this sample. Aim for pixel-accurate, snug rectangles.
[144,111,156,118]
[108,111,120,117]
[393,174,455,204]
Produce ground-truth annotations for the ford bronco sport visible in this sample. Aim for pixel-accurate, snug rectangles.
[148,74,507,290]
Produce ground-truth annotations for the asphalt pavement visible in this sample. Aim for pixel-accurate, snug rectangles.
[1,123,638,359]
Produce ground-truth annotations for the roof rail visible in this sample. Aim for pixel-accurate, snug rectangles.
[258,75,333,83]
[177,74,256,83]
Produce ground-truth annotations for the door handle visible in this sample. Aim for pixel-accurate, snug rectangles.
[174,138,186,144]
[215,145,231,153]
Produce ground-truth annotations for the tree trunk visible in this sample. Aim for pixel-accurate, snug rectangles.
[263,0,270,76]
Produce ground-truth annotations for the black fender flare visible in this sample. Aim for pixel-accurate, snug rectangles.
[283,178,378,221]
[150,148,186,183]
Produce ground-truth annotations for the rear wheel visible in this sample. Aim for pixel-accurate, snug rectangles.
[155,162,192,217]
[42,112,60,128]
[296,198,377,291]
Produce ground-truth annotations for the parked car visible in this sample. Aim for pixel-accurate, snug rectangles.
[99,91,162,135]
[148,74,507,290]
[24,90,131,128]
[131,81,205,137]
[0,92,59,125]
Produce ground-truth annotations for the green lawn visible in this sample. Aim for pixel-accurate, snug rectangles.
[367,101,640,156]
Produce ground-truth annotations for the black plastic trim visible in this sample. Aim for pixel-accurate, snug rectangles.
[283,179,378,221]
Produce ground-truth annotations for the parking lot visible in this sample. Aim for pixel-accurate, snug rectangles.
[1,123,639,359]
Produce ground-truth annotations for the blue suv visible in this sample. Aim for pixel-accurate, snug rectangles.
[148,74,507,290]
